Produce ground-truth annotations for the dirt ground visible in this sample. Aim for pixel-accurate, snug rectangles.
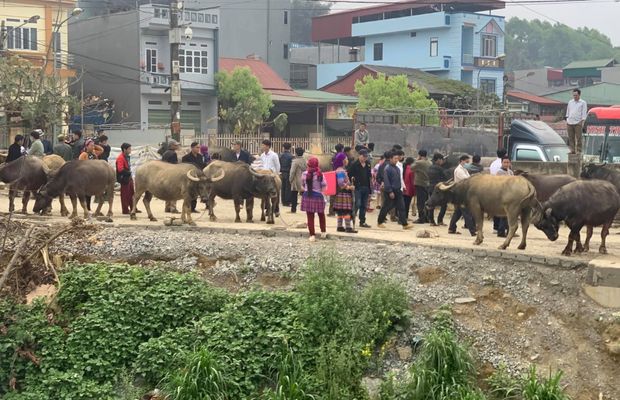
[1,191,620,399]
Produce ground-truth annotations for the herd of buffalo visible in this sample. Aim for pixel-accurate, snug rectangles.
[0,152,619,257]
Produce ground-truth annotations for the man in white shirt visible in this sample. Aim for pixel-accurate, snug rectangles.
[449,154,476,235]
[259,139,280,174]
[489,149,507,176]
[565,88,588,154]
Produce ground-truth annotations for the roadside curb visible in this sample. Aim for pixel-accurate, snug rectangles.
[103,222,589,270]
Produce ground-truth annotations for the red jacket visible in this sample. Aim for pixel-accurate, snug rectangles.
[403,164,416,197]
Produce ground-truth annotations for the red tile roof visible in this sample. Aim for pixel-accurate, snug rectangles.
[507,90,565,105]
[219,57,299,97]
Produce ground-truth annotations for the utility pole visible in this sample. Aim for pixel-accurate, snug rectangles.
[169,2,182,141]
[0,21,5,53]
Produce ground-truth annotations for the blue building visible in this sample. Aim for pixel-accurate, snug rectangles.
[312,1,506,99]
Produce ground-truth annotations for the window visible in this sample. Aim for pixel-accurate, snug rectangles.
[52,31,61,67]
[161,8,168,19]
[410,32,416,37]
[198,13,204,22]
[7,27,37,50]
[146,48,157,73]
[154,7,161,18]
[283,43,289,59]
[481,34,497,58]
[284,10,288,24]
[185,11,190,20]
[480,78,496,94]
[373,43,383,61]
[179,48,208,74]
[515,148,542,161]
[205,14,211,23]
[212,15,218,24]
[191,12,197,22]
[187,101,201,106]
[148,100,163,105]
[430,37,438,57]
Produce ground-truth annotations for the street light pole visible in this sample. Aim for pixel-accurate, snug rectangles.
[170,2,182,142]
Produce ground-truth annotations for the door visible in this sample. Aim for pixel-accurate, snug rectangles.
[148,110,202,132]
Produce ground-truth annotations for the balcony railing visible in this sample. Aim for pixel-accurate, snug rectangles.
[141,72,171,87]
[462,53,473,65]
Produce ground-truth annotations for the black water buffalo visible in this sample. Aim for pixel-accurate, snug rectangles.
[254,169,282,223]
[514,171,577,202]
[34,160,115,219]
[534,180,620,256]
[581,163,620,193]
[203,161,279,224]
[130,161,225,225]
[426,174,537,250]
[0,157,47,214]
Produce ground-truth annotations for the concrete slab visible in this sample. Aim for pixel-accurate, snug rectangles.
[583,284,620,309]
[587,256,620,287]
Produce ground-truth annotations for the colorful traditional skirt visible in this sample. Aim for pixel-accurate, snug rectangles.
[301,192,326,213]
[333,191,353,211]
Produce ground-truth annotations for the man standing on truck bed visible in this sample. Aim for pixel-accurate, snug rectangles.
[565,88,587,154]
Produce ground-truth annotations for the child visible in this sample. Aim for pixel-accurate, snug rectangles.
[332,153,357,233]
[301,157,327,241]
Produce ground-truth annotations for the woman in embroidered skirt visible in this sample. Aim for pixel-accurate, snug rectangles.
[301,157,327,241]
[332,153,357,233]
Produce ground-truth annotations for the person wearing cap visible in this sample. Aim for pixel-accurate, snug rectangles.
[53,135,73,162]
[28,130,45,158]
[162,140,179,164]
[7,135,24,163]
[346,148,372,228]
[116,143,134,215]
[70,130,85,160]
[162,140,180,213]
[182,142,207,213]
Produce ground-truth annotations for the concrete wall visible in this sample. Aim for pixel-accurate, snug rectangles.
[69,11,142,124]
[366,123,498,157]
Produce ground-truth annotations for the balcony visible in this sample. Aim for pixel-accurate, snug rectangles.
[474,57,504,69]
[139,4,220,31]
[141,72,171,87]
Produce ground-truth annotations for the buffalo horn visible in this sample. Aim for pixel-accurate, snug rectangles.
[250,168,266,177]
[209,169,225,182]
[186,170,201,182]
[437,180,456,191]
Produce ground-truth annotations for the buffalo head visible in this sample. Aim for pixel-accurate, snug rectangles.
[33,185,53,215]
[534,207,560,242]
[425,181,455,209]
[186,168,225,198]
[250,169,278,197]
[580,162,607,179]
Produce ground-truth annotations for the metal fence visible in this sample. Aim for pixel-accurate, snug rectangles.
[207,133,352,155]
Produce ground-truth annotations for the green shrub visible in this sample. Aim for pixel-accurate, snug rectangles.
[486,364,520,399]
[260,344,316,400]
[521,366,571,400]
[163,347,237,400]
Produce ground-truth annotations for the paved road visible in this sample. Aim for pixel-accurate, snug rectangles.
[1,190,618,262]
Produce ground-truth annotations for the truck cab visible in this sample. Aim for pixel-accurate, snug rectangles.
[583,107,620,163]
[503,119,570,162]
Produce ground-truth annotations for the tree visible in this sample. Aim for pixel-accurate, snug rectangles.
[215,67,273,134]
[0,56,78,131]
[291,0,331,44]
[355,73,439,110]
[505,18,618,71]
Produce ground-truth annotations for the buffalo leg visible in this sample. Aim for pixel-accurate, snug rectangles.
[517,208,530,250]
[183,199,196,226]
[20,191,31,214]
[246,197,254,223]
[266,196,275,224]
[93,194,105,217]
[599,221,612,254]
[130,188,144,220]
[68,195,78,218]
[583,225,594,253]
[499,207,519,250]
[260,198,266,222]
[106,187,114,218]
[563,225,583,256]
[143,192,156,222]
[468,204,484,245]
[59,195,69,217]
[208,194,217,222]
[8,188,17,213]
[234,197,242,223]
[78,196,90,219]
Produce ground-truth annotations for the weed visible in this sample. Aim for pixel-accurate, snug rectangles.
[521,366,571,400]
[486,363,520,399]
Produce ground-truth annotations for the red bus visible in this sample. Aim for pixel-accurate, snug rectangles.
[583,106,620,163]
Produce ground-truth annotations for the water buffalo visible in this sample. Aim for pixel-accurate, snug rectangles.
[253,169,282,223]
[581,163,620,193]
[514,171,577,202]
[426,174,537,250]
[534,180,620,255]
[33,160,115,219]
[203,160,279,224]
[130,160,225,225]
[0,157,47,214]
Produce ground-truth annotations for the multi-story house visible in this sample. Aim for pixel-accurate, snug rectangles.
[69,2,219,134]
[1,0,77,137]
[312,0,506,98]
[78,0,292,82]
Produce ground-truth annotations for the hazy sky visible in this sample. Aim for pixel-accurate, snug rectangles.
[331,1,620,46]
